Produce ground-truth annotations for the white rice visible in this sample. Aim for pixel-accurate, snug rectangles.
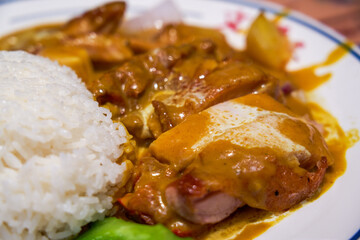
[0,51,130,240]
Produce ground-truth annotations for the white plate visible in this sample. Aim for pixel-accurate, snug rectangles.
[1,0,359,239]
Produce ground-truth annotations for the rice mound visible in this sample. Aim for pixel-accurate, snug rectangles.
[0,51,130,240]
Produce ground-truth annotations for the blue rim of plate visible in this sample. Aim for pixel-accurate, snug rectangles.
[350,229,360,240]
[218,0,360,62]
[1,0,359,239]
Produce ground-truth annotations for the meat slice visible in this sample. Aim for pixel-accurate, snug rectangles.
[151,61,280,131]
[87,27,282,139]
[165,174,245,224]
[62,1,126,36]
[63,34,133,64]
[120,94,332,235]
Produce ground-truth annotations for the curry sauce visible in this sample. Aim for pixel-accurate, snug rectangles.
[289,42,353,91]
[0,2,357,239]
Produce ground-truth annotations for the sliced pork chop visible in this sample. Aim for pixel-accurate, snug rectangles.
[120,94,332,234]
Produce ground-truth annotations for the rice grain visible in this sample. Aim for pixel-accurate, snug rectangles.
[0,51,130,240]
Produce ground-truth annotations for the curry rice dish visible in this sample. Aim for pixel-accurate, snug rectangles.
[0,1,348,239]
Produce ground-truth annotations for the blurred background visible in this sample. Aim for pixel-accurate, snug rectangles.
[268,0,360,44]
[0,0,359,44]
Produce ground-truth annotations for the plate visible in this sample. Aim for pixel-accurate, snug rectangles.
[1,0,359,239]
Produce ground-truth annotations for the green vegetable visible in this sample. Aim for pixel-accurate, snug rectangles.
[75,217,192,240]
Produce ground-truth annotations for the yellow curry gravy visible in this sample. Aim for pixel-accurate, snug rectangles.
[198,43,357,240]
[0,22,358,240]
[290,42,353,91]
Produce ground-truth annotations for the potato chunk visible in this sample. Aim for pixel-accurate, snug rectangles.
[246,13,291,70]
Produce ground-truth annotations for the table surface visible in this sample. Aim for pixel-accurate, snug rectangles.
[266,0,360,44]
